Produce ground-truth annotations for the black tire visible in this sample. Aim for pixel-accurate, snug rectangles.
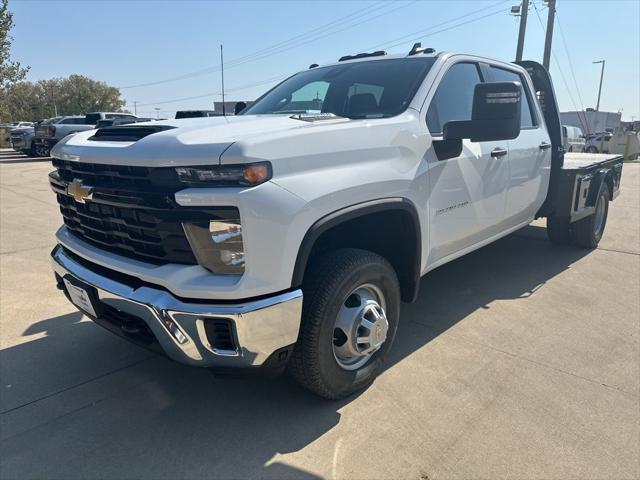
[289,248,400,400]
[586,146,598,154]
[547,215,572,244]
[568,146,573,152]
[34,144,46,157]
[571,183,610,248]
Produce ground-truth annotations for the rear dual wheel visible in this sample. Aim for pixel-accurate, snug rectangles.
[289,248,400,400]
[547,183,610,249]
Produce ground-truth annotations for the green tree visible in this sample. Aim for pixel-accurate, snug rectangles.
[0,0,28,90]
[53,75,125,114]
[3,81,42,120]
[0,0,30,120]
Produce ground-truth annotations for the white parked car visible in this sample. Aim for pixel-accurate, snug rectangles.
[562,124,586,152]
[48,48,623,399]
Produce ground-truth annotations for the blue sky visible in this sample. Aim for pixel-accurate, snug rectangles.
[11,0,640,120]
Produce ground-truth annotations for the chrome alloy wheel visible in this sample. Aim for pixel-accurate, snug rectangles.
[332,283,389,371]
[594,192,607,237]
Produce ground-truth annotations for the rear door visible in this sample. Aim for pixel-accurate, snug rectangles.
[425,60,510,263]
[486,64,551,226]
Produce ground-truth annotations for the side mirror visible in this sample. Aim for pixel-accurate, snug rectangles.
[234,101,247,115]
[443,81,522,142]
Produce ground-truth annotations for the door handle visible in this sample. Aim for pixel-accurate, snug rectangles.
[490,147,507,158]
[539,141,552,150]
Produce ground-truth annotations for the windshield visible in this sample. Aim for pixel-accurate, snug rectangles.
[244,57,435,119]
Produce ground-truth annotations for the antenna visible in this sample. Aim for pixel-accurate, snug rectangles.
[220,44,226,116]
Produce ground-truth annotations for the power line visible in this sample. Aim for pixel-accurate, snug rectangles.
[531,0,590,134]
[127,4,513,108]
[554,9,592,133]
[126,73,291,108]
[119,1,415,89]
[363,0,511,51]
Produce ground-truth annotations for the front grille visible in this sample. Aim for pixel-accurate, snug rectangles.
[50,159,238,265]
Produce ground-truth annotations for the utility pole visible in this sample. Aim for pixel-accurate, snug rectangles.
[515,0,529,62]
[154,107,160,119]
[542,0,556,70]
[220,44,226,116]
[133,101,138,116]
[593,60,605,111]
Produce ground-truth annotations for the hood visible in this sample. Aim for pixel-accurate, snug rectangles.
[51,115,348,167]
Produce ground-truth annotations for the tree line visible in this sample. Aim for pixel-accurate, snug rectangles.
[0,0,126,122]
[2,76,127,121]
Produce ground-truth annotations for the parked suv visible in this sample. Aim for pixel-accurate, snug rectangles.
[48,49,623,399]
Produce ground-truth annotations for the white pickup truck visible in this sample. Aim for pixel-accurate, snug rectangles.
[35,112,139,156]
[48,48,623,399]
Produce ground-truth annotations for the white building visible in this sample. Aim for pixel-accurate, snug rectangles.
[560,110,621,135]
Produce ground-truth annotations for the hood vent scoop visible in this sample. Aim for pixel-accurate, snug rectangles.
[88,125,176,142]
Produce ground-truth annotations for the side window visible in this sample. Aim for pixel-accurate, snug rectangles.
[488,66,536,128]
[427,62,482,134]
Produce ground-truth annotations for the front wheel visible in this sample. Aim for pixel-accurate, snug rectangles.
[289,248,400,399]
[586,146,598,154]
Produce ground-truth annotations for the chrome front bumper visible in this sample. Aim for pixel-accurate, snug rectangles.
[51,245,303,368]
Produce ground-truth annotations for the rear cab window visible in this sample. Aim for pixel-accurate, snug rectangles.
[85,113,101,125]
[487,65,538,128]
[60,118,86,125]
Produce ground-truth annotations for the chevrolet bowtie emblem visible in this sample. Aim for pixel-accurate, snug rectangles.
[67,179,94,203]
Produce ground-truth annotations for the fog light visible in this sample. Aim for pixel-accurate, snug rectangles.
[183,217,245,275]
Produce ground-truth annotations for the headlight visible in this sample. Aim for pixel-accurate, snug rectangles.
[182,217,245,275]
[175,162,271,187]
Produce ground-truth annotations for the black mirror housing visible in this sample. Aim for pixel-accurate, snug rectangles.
[443,81,522,142]
[234,101,247,115]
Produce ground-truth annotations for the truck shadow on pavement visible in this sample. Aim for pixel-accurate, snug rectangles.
[0,225,591,479]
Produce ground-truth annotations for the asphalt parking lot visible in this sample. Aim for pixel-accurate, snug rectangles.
[1,148,638,480]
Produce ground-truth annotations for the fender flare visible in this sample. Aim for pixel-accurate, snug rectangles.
[586,169,613,206]
[290,197,422,302]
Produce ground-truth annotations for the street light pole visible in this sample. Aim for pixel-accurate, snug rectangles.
[593,60,605,111]
[154,107,160,119]
[220,44,226,116]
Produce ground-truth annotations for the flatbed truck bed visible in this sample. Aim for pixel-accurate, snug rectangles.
[562,152,624,171]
